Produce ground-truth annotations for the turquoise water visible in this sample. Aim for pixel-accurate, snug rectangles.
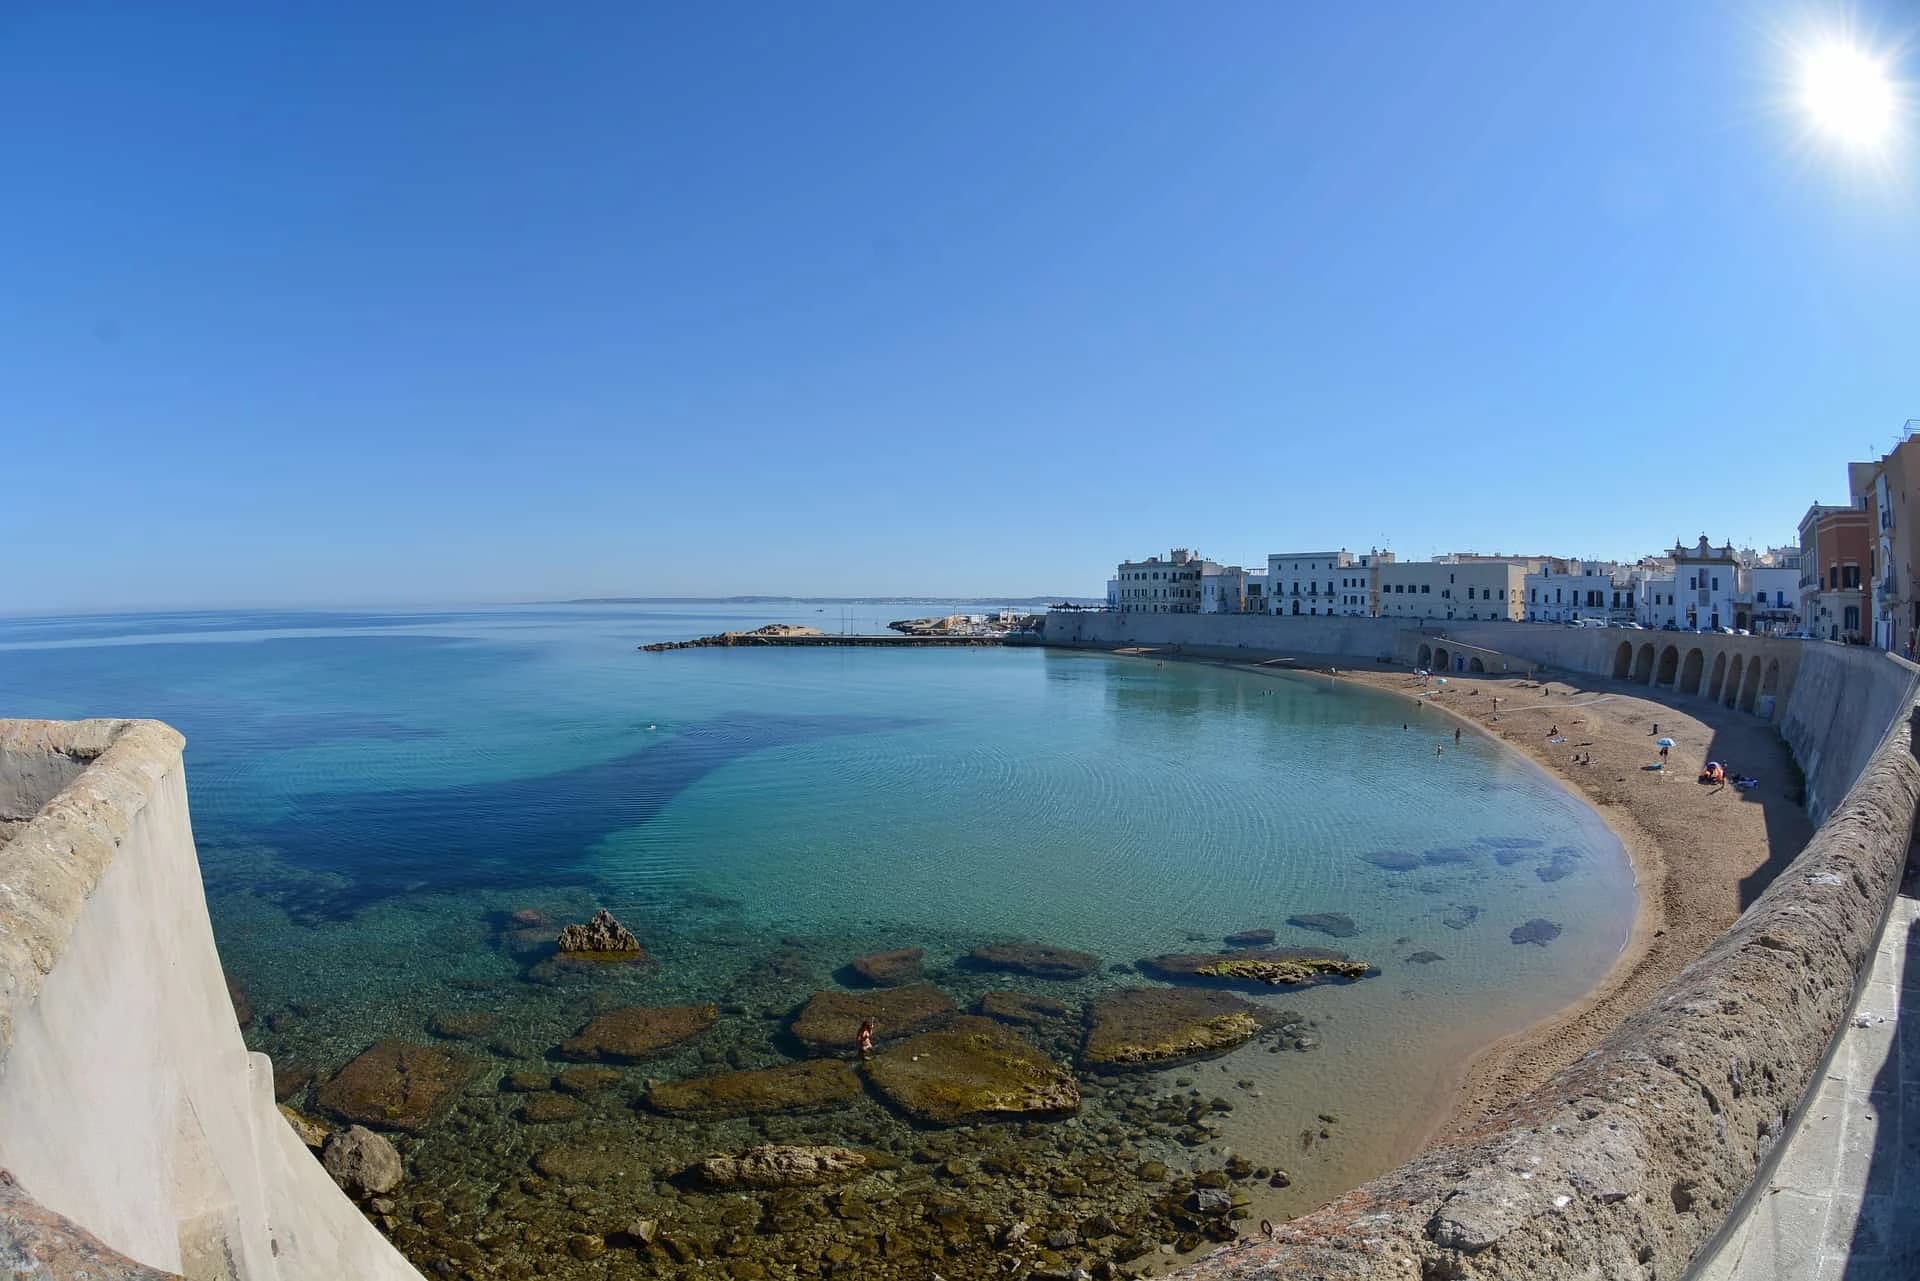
[0,605,1635,1274]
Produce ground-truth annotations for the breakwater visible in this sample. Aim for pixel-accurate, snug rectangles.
[640,633,1016,651]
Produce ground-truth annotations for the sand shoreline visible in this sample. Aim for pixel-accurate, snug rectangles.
[1103,644,1812,1152]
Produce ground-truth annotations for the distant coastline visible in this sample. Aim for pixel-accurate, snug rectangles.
[558,594,1101,606]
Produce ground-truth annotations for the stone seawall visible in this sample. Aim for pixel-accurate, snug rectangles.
[1034,614,1920,1280]
[0,719,422,1281]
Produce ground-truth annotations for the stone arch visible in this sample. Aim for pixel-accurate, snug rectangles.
[1739,655,1763,712]
[1724,654,1745,708]
[1679,648,1705,695]
[1633,643,1655,682]
[1469,656,1485,673]
[1655,644,1679,687]
[1418,643,1432,668]
[1612,641,1633,679]
[1707,652,1728,702]
[1432,646,1450,672]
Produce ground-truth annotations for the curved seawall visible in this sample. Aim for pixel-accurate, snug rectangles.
[0,720,421,1281]
[1042,613,1920,1279]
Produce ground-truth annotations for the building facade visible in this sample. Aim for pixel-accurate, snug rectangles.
[1376,560,1525,621]
[1268,550,1363,617]
[1199,565,1268,614]
[1114,548,1215,613]
[1523,560,1637,624]
[1798,506,1870,643]
[1669,536,1743,631]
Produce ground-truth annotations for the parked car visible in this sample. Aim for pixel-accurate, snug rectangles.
[1661,621,1680,631]
[1733,628,1751,636]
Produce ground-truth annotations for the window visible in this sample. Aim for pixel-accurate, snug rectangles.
[1421,584,1430,594]
[1467,587,1476,600]
[1711,576,1719,591]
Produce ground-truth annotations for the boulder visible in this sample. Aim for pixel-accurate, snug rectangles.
[557,1004,717,1063]
[1082,988,1274,1071]
[1138,948,1371,987]
[976,990,1071,1026]
[521,1093,583,1123]
[849,947,924,987]
[321,1125,404,1198]
[790,984,956,1051]
[1510,918,1563,947]
[646,1059,862,1118]
[965,942,1099,979]
[1361,849,1423,872]
[1286,912,1359,939]
[315,1041,473,1132]
[687,1144,876,1190]
[555,908,644,956]
[863,1017,1079,1125]
[426,1010,496,1040]
[1441,904,1482,930]
[553,1066,623,1096]
[1223,929,1275,948]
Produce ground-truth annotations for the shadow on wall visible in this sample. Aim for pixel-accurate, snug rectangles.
[1845,847,1920,1277]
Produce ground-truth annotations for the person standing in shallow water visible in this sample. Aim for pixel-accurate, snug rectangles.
[857,1020,875,1058]
[1454,727,1461,744]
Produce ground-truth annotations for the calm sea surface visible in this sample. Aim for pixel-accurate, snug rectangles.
[0,604,1636,1274]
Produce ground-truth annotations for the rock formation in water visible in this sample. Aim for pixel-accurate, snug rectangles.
[1082,988,1275,1070]
[555,908,642,955]
[321,1125,404,1198]
[688,1144,880,1190]
[848,946,923,986]
[557,1004,718,1062]
[645,1060,863,1119]
[315,1040,473,1132]
[1138,947,1371,987]
[862,1017,1080,1125]
[1286,912,1359,938]
[964,941,1100,979]
[789,984,957,1051]
[1510,918,1563,946]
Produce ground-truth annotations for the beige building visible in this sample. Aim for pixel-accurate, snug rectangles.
[1113,548,1214,613]
[1376,559,1525,622]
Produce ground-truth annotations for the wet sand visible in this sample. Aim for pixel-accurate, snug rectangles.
[1298,660,1813,1142]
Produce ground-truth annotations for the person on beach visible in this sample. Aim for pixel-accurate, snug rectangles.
[1659,743,1669,762]
[1454,727,1461,744]
[857,1020,875,1058]
[1549,725,1558,738]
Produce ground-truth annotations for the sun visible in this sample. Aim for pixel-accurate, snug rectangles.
[1798,39,1898,148]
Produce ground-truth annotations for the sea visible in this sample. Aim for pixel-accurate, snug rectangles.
[0,603,1636,1276]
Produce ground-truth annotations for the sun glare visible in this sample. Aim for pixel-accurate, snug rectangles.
[1799,38,1897,148]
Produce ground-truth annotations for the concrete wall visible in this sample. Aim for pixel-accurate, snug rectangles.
[1041,610,1408,661]
[0,720,421,1281]
[1779,643,1920,823]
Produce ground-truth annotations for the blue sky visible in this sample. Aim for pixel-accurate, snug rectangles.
[3,2,1915,610]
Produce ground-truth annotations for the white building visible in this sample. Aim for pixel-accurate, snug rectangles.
[1746,567,1800,634]
[1638,574,1679,629]
[1671,535,1744,631]
[1523,560,1638,624]
[1375,560,1524,621]
[1200,565,1268,614]
[1266,548,1388,617]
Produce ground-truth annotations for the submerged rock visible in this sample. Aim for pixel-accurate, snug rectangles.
[976,990,1071,1025]
[849,947,924,986]
[557,1004,718,1062]
[1421,846,1478,866]
[321,1124,404,1198]
[226,975,254,1030]
[520,1093,583,1124]
[863,1017,1080,1125]
[553,1066,623,1096]
[1441,904,1482,930]
[688,1144,878,1190]
[1510,918,1563,947]
[1082,988,1274,1071]
[1406,951,1445,965]
[1287,912,1359,939]
[426,1010,496,1041]
[965,941,1100,979]
[555,908,643,955]
[315,1040,473,1132]
[646,1059,863,1118]
[1139,948,1369,987]
[1536,853,1581,883]
[1361,850,1423,872]
[278,1104,328,1149]
[533,1140,649,1185]
[1223,929,1276,947]
[790,983,956,1051]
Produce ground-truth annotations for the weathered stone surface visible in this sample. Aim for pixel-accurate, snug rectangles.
[863,1017,1080,1125]
[315,1040,473,1132]
[520,1093,583,1123]
[790,983,956,1051]
[555,907,642,954]
[557,1004,717,1062]
[976,990,1071,1025]
[1223,928,1275,947]
[1509,918,1562,947]
[849,946,924,986]
[687,1144,876,1190]
[225,974,253,1029]
[1139,948,1370,987]
[321,1125,403,1198]
[646,1059,862,1118]
[272,1063,314,1101]
[278,1104,328,1149]
[966,941,1100,979]
[1286,912,1358,938]
[1083,988,1274,1071]
[0,1169,184,1280]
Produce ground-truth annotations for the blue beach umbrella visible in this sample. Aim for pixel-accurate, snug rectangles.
[1656,737,1676,748]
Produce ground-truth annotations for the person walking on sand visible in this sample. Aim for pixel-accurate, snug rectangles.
[1660,743,1669,762]
[857,1020,875,1058]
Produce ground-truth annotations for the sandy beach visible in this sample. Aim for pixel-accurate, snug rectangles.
[1299,658,1814,1142]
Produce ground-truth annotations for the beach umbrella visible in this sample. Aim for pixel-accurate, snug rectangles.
[1656,737,1676,748]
